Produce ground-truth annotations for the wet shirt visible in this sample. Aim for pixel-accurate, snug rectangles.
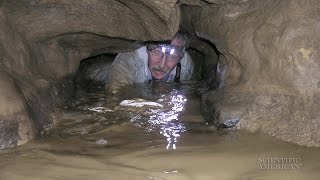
[106,46,193,91]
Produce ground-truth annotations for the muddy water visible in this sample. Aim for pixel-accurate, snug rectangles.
[0,81,320,180]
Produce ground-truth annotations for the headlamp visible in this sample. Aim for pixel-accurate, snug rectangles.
[147,43,185,57]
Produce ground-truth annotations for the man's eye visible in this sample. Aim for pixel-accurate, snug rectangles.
[154,50,161,54]
[168,55,180,61]
[153,49,162,55]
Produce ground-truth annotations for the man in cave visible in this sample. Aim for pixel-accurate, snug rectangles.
[106,29,194,92]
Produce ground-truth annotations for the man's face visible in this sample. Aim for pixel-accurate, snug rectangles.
[147,38,185,80]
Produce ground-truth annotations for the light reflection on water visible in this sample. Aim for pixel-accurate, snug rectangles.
[128,89,189,149]
[121,85,192,149]
[112,82,203,149]
[151,90,187,150]
[59,81,208,150]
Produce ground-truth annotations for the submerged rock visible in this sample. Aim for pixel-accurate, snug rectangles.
[120,99,163,108]
[95,139,108,146]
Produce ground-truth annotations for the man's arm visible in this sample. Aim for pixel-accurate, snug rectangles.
[106,54,135,92]
[180,52,194,81]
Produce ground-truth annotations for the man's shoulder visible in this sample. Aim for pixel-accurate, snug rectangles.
[116,46,146,57]
[113,46,147,63]
[109,46,148,77]
[181,52,194,68]
[179,51,194,80]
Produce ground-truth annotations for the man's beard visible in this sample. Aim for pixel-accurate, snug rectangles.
[152,66,169,75]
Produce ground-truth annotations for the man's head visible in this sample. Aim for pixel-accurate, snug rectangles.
[147,30,189,80]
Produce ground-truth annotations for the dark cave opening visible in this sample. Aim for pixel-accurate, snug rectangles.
[75,53,116,92]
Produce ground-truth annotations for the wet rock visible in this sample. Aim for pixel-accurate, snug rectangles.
[85,107,114,113]
[120,99,163,108]
[202,86,320,147]
[0,71,35,149]
[197,0,320,147]
[202,90,252,128]
[95,139,108,146]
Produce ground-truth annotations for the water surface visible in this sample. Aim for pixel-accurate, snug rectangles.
[0,81,319,180]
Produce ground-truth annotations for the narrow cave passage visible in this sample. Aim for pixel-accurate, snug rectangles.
[69,26,223,137]
[1,0,320,178]
[73,33,220,94]
[67,32,221,151]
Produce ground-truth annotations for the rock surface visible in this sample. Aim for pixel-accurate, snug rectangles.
[0,0,320,148]
[0,0,182,148]
[197,0,320,147]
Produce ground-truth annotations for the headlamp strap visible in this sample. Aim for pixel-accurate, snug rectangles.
[174,63,181,83]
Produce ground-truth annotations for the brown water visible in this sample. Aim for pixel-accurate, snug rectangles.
[0,81,319,180]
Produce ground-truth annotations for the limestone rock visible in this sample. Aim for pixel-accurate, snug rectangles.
[198,0,320,146]
[0,71,35,149]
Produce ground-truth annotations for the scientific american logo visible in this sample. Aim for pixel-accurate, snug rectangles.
[258,157,303,170]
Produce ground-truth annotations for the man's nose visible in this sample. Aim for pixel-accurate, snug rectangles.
[159,54,167,68]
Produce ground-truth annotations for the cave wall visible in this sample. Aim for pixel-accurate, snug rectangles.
[180,4,219,87]
[0,0,319,148]
[196,0,320,147]
[0,0,182,148]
